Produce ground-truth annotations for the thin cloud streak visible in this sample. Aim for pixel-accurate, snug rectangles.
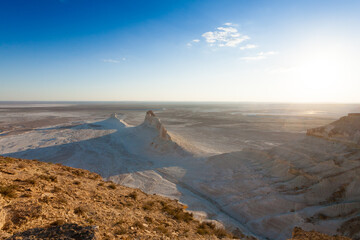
[241,51,278,61]
[240,44,257,50]
[102,59,120,63]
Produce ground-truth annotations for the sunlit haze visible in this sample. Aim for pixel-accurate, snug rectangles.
[1,0,359,102]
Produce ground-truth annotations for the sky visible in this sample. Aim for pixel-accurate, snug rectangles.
[0,0,360,102]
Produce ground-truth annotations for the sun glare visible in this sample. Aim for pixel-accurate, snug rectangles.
[291,41,357,102]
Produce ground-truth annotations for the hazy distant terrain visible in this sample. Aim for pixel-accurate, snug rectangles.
[1,102,360,239]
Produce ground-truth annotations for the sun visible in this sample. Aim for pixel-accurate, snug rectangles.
[289,41,357,102]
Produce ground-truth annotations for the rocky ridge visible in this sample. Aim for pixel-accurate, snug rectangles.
[307,113,360,145]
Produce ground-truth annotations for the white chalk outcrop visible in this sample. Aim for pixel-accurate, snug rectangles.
[307,113,360,145]
[141,110,172,141]
[137,110,192,156]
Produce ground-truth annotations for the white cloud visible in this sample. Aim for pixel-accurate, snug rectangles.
[102,59,120,63]
[202,25,249,47]
[240,44,257,50]
[122,57,126,61]
[241,51,278,61]
[187,39,201,47]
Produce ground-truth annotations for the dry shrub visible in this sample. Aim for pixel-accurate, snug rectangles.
[38,174,57,182]
[73,180,81,185]
[74,206,87,216]
[162,204,193,223]
[128,191,137,200]
[155,225,168,235]
[86,218,94,224]
[24,178,36,185]
[213,227,231,239]
[107,183,116,189]
[0,185,18,198]
[197,222,213,235]
[197,222,232,239]
[72,169,85,177]
[142,201,155,210]
[56,196,68,205]
[52,186,61,193]
[20,192,31,198]
[114,219,125,226]
[17,162,27,169]
[144,216,153,223]
[133,220,144,229]
[114,227,127,235]
[11,204,42,225]
[39,195,50,203]
[50,219,66,226]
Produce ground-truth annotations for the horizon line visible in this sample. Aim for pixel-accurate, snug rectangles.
[1,100,360,105]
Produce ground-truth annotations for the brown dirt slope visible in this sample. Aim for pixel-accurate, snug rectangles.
[289,227,351,240]
[0,156,233,240]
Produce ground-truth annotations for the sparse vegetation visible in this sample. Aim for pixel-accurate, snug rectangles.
[72,169,85,177]
[18,163,26,168]
[144,216,153,223]
[197,222,214,235]
[39,195,50,203]
[24,178,36,185]
[74,206,87,215]
[10,204,42,225]
[52,186,61,193]
[213,227,231,239]
[155,225,169,235]
[128,191,138,200]
[197,222,232,239]
[142,200,155,210]
[114,219,125,226]
[73,180,81,185]
[38,174,57,182]
[133,220,144,229]
[162,203,193,223]
[0,184,18,198]
[0,156,236,239]
[114,226,127,235]
[50,220,66,226]
[56,196,68,204]
[21,192,31,198]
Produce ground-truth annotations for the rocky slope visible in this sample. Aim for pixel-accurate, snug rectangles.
[288,227,351,240]
[0,156,233,240]
[307,113,360,145]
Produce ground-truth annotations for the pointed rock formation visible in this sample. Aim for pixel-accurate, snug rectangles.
[137,110,197,156]
[307,113,360,145]
[143,110,171,141]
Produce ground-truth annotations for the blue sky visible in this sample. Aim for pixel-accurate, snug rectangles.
[1,0,360,102]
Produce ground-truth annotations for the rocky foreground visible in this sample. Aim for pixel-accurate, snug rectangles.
[0,156,233,240]
[0,156,353,240]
